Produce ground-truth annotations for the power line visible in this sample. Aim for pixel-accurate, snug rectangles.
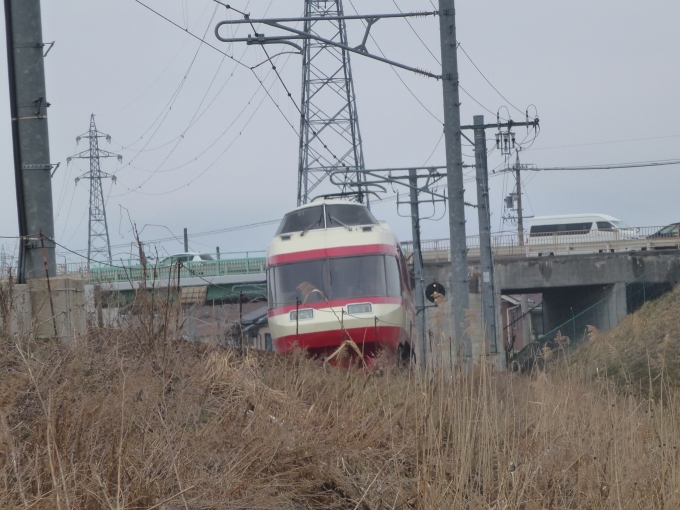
[123,4,220,165]
[347,0,443,125]
[110,2,258,153]
[67,219,282,254]
[459,84,507,121]
[538,158,680,171]
[392,0,440,65]
[96,10,201,117]
[109,66,282,197]
[458,43,524,116]
[525,133,680,152]
[108,1,298,196]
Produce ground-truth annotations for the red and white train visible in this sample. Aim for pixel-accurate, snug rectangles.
[267,199,415,361]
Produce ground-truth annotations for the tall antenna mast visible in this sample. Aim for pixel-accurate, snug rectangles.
[68,114,121,268]
[297,0,366,206]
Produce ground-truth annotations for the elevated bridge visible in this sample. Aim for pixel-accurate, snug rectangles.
[21,226,678,353]
[412,230,680,361]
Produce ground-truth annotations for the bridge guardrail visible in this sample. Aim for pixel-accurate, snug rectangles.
[90,253,267,284]
[401,225,679,261]
[4,226,678,281]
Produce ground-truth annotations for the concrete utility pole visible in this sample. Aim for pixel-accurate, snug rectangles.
[408,169,427,369]
[183,228,189,252]
[473,115,498,353]
[4,0,56,281]
[514,152,532,347]
[438,0,470,362]
[515,153,524,247]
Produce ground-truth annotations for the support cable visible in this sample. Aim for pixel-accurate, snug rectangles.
[458,43,524,116]
[347,0,442,125]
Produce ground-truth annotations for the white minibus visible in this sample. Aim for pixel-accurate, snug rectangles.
[527,214,636,255]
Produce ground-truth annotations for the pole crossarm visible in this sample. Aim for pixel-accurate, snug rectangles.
[215,13,441,79]
[460,119,539,131]
[215,11,439,24]
[68,149,122,161]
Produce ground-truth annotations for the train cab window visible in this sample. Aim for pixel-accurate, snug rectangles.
[329,255,386,300]
[272,259,329,306]
[325,204,378,229]
[276,206,325,235]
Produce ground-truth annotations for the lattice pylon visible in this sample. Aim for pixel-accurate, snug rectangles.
[68,115,121,268]
[297,0,367,205]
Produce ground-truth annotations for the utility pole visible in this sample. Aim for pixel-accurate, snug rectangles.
[438,0,470,363]
[408,169,426,369]
[183,228,188,253]
[514,152,532,347]
[515,153,524,247]
[463,118,539,359]
[473,115,497,353]
[4,0,57,281]
[68,115,121,268]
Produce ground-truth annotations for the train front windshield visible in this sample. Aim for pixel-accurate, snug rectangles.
[269,255,401,308]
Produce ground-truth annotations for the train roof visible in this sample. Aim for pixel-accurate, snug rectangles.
[289,198,368,211]
[268,200,400,264]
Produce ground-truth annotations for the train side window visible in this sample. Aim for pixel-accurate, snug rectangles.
[385,256,401,297]
[267,268,275,309]
[397,248,411,293]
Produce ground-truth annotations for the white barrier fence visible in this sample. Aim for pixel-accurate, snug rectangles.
[401,225,680,261]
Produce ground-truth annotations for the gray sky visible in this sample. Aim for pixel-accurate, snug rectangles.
[2,0,679,265]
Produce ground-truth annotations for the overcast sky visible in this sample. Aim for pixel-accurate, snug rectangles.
[1,0,679,265]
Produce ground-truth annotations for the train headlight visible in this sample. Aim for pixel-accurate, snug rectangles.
[290,309,314,321]
[347,303,373,315]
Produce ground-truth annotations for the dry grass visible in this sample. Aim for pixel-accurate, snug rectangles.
[575,284,680,397]
[0,288,679,508]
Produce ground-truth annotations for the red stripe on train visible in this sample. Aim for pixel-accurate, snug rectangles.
[268,296,403,317]
[273,325,403,354]
[267,243,397,266]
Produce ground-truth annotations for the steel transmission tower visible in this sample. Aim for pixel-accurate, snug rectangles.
[297,0,366,205]
[68,115,121,268]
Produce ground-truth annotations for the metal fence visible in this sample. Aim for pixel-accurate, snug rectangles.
[401,225,679,261]
[3,225,677,282]
[90,252,267,284]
